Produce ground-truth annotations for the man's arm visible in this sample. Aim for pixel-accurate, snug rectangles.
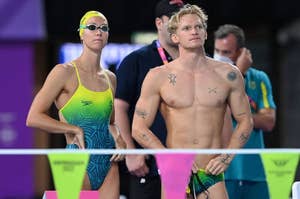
[253,72,276,131]
[237,49,276,132]
[114,99,136,148]
[253,108,276,131]
[115,99,150,176]
[132,68,165,149]
[227,69,253,150]
[205,68,253,175]
[114,53,150,176]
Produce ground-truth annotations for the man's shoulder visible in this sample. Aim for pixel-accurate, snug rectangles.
[117,41,158,71]
[208,57,238,70]
[148,65,167,76]
[144,65,167,84]
[209,58,241,78]
[125,41,156,58]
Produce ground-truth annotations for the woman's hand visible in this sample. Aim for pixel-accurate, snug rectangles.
[68,126,85,149]
[110,134,127,162]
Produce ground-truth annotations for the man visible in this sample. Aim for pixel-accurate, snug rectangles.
[132,5,253,199]
[214,24,276,199]
[114,0,184,198]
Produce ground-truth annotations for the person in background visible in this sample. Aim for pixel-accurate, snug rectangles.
[132,5,253,199]
[214,24,276,199]
[26,10,126,199]
[114,0,184,198]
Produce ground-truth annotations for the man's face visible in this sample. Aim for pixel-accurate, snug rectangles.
[214,33,240,63]
[173,14,207,49]
[159,15,177,46]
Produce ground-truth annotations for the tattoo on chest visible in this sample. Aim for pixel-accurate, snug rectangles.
[135,108,148,119]
[239,133,250,144]
[227,71,237,81]
[208,87,217,94]
[168,73,176,85]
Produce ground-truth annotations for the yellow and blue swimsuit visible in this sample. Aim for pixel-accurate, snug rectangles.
[59,62,115,190]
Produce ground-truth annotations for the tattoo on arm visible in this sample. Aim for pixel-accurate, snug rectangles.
[140,133,149,142]
[220,154,231,165]
[135,108,148,119]
[227,71,237,81]
[168,73,176,85]
[239,133,250,144]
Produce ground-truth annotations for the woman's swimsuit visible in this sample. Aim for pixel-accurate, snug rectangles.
[59,62,115,190]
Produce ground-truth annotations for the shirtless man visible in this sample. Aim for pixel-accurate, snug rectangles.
[132,4,253,199]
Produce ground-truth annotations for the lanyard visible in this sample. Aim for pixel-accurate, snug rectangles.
[156,40,169,65]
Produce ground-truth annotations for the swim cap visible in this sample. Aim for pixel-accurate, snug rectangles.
[78,11,107,37]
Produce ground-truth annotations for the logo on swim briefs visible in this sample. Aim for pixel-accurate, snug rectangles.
[81,100,92,106]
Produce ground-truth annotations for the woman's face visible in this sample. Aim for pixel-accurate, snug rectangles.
[81,16,109,51]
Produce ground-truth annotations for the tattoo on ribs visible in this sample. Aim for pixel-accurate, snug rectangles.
[208,87,217,94]
[227,71,237,81]
[168,73,176,85]
[135,108,148,119]
[239,133,250,144]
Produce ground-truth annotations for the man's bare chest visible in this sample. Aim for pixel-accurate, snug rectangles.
[160,72,229,108]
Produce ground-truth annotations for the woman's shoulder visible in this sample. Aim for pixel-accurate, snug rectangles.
[102,69,116,88]
[50,62,76,77]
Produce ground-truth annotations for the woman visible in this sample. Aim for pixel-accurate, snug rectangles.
[26,11,126,199]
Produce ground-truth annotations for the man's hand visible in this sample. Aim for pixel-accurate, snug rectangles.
[126,155,149,177]
[205,154,233,175]
[236,48,253,74]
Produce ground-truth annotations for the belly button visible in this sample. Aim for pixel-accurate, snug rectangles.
[193,139,199,144]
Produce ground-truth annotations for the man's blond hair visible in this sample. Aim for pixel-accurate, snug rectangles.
[168,4,208,34]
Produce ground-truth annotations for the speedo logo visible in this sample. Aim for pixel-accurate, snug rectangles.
[81,100,92,106]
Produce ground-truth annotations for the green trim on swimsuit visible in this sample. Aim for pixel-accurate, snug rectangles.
[186,169,224,196]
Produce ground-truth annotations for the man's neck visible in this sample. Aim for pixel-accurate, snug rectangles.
[157,39,179,60]
[178,47,207,71]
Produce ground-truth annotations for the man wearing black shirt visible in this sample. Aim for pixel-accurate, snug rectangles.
[115,1,184,198]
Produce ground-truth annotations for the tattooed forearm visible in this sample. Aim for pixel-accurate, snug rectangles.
[239,133,250,144]
[135,108,148,119]
[140,133,150,142]
[168,73,176,85]
[227,71,237,81]
[220,154,231,165]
